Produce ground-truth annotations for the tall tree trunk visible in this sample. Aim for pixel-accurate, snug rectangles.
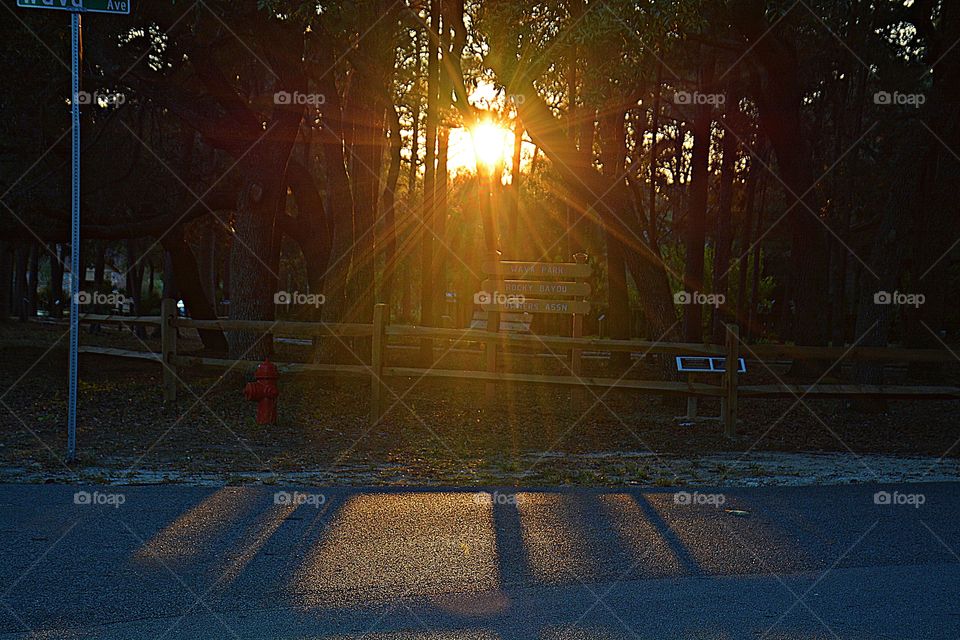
[285,158,331,319]
[227,88,305,360]
[148,260,156,299]
[163,230,228,354]
[125,241,146,337]
[162,249,176,301]
[125,241,143,311]
[219,243,230,316]
[93,245,105,291]
[14,243,29,322]
[648,59,663,251]
[736,161,759,332]
[711,102,738,342]
[49,243,65,319]
[27,243,39,318]
[345,31,392,326]
[419,0,441,364]
[682,58,714,343]
[313,41,355,362]
[564,9,581,260]
[380,104,402,308]
[508,119,524,258]
[229,172,287,359]
[0,242,12,322]
[433,125,450,316]
[198,226,216,307]
[598,103,631,363]
[748,179,768,340]
[401,31,422,324]
[93,245,106,315]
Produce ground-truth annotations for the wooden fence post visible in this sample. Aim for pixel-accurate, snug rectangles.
[571,314,583,375]
[686,375,699,420]
[485,316,499,410]
[571,314,584,408]
[723,324,740,438]
[570,251,588,406]
[370,303,387,426]
[161,298,178,406]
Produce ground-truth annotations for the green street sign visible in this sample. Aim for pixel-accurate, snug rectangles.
[16,0,131,14]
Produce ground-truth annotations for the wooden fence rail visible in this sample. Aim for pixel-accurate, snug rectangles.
[73,301,960,437]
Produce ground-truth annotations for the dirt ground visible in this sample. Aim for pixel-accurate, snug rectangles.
[1,321,959,485]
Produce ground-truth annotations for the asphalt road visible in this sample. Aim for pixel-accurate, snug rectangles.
[0,482,958,639]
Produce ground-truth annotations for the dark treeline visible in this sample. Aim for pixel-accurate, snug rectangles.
[1,0,957,383]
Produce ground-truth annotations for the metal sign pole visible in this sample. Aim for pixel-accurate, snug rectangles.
[18,0,132,466]
[67,11,82,463]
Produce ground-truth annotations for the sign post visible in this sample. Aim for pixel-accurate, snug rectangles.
[17,0,132,463]
[67,10,80,462]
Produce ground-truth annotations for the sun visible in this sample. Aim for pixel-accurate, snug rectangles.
[469,121,511,171]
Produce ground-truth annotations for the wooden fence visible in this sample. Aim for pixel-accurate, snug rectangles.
[74,300,960,437]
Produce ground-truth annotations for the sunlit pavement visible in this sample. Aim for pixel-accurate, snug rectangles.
[0,484,958,639]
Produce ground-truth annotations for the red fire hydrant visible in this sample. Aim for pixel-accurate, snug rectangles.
[244,359,279,425]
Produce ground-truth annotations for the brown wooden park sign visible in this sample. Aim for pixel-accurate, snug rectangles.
[480,298,591,315]
[481,261,592,316]
[481,280,591,297]
[479,259,593,401]
[483,260,592,279]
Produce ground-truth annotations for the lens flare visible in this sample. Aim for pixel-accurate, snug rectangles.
[469,121,509,171]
